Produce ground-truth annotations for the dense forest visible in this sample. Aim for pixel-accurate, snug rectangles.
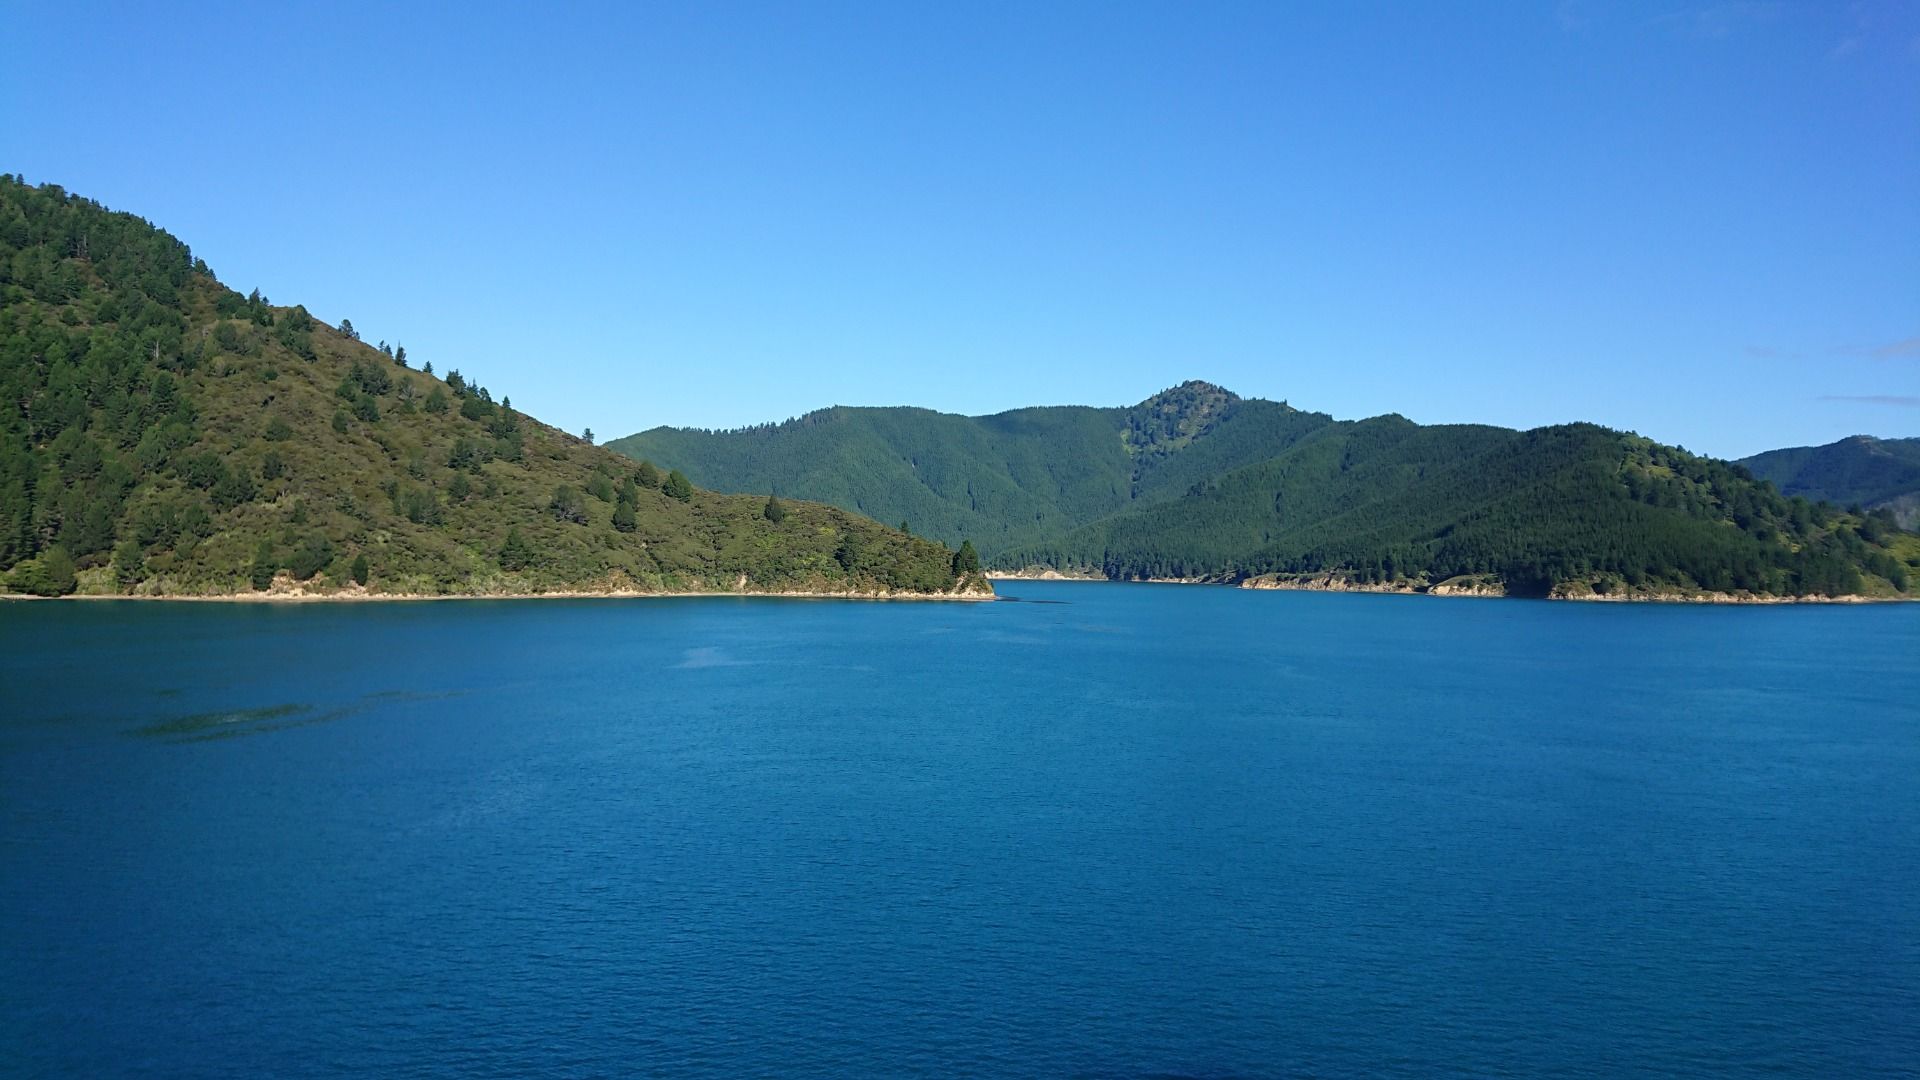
[613,384,1917,600]
[0,176,985,598]
[609,381,1333,554]
[1739,435,1920,530]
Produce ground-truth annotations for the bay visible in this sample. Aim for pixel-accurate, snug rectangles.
[2,583,1916,1078]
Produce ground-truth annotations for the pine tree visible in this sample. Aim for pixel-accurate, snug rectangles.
[952,539,980,576]
[250,539,276,590]
[664,469,693,502]
[499,527,536,570]
[635,461,661,489]
[764,494,786,523]
[350,553,370,586]
[612,500,637,533]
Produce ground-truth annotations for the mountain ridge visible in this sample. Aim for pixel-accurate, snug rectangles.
[611,385,1917,600]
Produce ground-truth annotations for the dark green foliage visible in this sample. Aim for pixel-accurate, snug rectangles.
[0,175,971,597]
[764,494,786,523]
[549,485,587,524]
[7,545,77,595]
[499,526,536,570]
[952,539,980,575]
[1739,436,1920,530]
[249,538,276,590]
[635,461,661,488]
[608,381,1327,555]
[287,534,333,581]
[664,469,693,502]
[112,538,145,588]
[350,553,369,586]
[611,375,1911,599]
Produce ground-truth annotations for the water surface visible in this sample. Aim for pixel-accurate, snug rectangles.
[3,584,1916,1077]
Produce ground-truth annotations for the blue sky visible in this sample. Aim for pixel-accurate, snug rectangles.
[6,1,1916,458]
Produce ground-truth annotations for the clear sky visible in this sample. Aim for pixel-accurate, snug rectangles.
[6,1,1916,458]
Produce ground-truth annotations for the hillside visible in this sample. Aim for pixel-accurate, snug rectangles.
[1739,436,1920,530]
[612,386,1916,601]
[0,177,988,598]
[608,381,1331,555]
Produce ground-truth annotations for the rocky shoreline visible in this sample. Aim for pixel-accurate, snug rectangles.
[987,568,1908,604]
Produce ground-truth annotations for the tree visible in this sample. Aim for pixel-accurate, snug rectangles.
[612,500,637,533]
[332,410,350,433]
[422,360,433,375]
[583,427,595,445]
[952,539,980,576]
[587,474,615,502]
[394,344,406,367]
[112,539,146,589]
[834,533,864,573]
[339,318,358,341]
[899,521,911,535]
[8,546,78,596]
[249,538,276,590]
[764,494,786,523]
[635,461,661,489]
[499,527,536,570]
[424,387,449,414]
[549,485,588,523]
[350,553,369,586]
[288,534,333,581]
[664,469,693,502]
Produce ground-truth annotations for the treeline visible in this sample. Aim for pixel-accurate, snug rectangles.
[1003,423,1914,598]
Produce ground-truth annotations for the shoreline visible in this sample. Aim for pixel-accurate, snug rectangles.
[2,587,999,605]
[987,570,1912,605]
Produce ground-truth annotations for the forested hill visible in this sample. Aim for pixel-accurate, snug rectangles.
[1739,436,1920,530]
[612,387,1917,601]
[608,381,1334,555]
[0,177,986,598]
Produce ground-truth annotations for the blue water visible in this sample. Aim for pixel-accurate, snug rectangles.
[2,583,1917,1078]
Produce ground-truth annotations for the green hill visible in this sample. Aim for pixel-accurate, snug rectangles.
[612,387,1916,600]
[608,381,1332,555]
[1739,436,1920,530]
[0,176,987,599]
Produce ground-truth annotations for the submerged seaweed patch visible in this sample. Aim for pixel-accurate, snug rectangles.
[132,703,312,737]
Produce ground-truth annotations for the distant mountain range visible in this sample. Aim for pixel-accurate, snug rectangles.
[611,383,1918,600]
[1738,436,1920,530]
[0,177,983,599]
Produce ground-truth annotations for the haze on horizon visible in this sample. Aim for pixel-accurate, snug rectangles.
[6,1,1916,460]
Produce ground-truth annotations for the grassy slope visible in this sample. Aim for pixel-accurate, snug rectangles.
[0,177,979,597]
